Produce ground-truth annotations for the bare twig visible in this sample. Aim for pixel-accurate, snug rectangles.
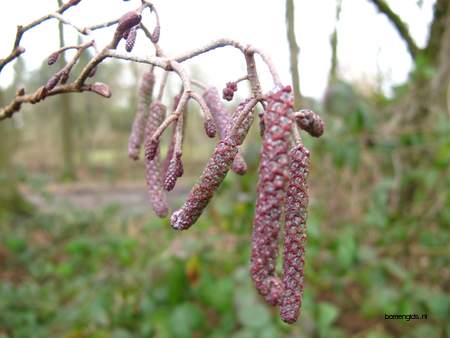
[368,0,419,60]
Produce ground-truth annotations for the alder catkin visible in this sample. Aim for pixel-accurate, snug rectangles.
[204,117,217,138]
[163,124,176,175]
[45,73,62,91]
[295,109,324,137]
[143,101,169,217]
[170,137,238,230]
[225,98,256,146]
[89,82,111,98]
[128,71,155,160]
[125,26,137,52]
[250,86,294,306]
[164,153,182,191]
[116,11,142,36]
[280,144,310,324]
[47,52,59,66]
[203,87,248,175]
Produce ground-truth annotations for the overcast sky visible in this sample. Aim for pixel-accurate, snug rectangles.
[0,0,435,99]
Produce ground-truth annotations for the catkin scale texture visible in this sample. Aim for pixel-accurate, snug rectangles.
[203,87,248,175]
[280,144,310,324]
[170,137,238,230]
[225,98,255,147]
[128,71,154,160]
[125,26,137,52]
[144,101,169,217]
[251,87,294,306]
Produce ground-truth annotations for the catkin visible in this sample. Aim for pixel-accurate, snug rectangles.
[170,137,238,230]
[280,144,310,324]
[250,86,294,306]
[128,71,155,160]
[203,87,248,175]
[295,109,324,137]
[144,101,169,217]
[125,26,137,52]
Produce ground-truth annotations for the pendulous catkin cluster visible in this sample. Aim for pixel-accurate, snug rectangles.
[203,87,248,175]
[251,86,294,306]
[143,101,169,217]
[128,70,155,160]
[280,144,310,324]
[126,69,320,325]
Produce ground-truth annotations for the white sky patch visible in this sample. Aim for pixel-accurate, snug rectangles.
[0,0,435,99]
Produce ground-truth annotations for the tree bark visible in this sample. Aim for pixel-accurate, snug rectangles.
[57,0,76,180]
[329,0,342,84]
[285,0,301,108]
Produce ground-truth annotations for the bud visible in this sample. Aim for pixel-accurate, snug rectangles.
[68,0,82,6]
[170,137,238,230]
[295,109,324,137]
[222,87,234,101]
[222,81,237,101]
[280,144,310,324]
[250,87,294,306]
[88,66,97,78]
[125,26,137,52]
[116,11,142,36]
[204,117,217,138]
[45,73,62,91]
[47,51,60,65]
[89,82,111,98]
[150,25,160,43]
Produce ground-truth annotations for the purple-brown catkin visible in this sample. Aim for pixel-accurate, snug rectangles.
[250,86,294,306]
[128,71,155,160]
[170,136,238,230]
[47,52,59,66]
[164,152,182,191]
[204,118,217,138]
[125,26,137,52]
[116,11,142,36]
[163,95,184,190]
[163,124,176,175]
[203,87,248,175]
[295,109,324,137]
[280,144,310,324]
[225,98,255,147]
[143,101,169,217]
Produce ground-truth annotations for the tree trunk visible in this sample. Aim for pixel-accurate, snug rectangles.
[0,93,33,218]
[285,0,302,108]
[57,0,76,180]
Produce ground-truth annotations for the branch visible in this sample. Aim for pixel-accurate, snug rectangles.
[1,1,285,127]
[285,0,302,107]
[0,1,84,74]
[368,0,420,60]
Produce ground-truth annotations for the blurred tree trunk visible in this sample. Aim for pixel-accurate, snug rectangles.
[285,0,302,108]
[0,93,33,218]
[57,0,76,180]
[329,0,342,84]
[370,0,450,211]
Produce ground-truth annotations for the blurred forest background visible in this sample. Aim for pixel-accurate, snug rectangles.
[0,0,449,337]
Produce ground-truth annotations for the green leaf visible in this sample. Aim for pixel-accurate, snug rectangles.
[317,302,339,329]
